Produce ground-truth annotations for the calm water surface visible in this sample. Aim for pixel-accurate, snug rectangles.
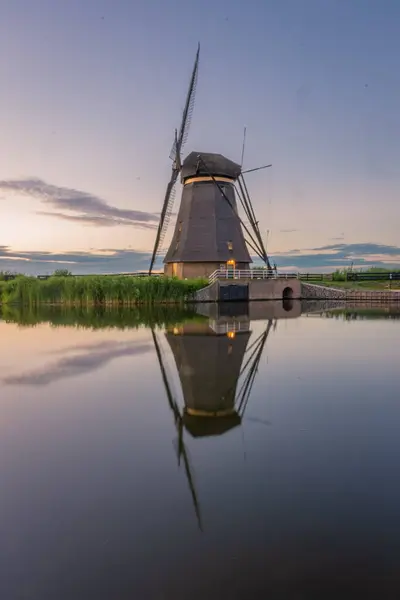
[1,301,400,599]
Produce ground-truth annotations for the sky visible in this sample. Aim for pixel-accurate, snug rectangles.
[0,0,399,274]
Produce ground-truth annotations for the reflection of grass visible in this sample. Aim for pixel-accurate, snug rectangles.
[322,307,400,320]
[319,280,400,290]
[1,304,207,330]
[0,275,207,306]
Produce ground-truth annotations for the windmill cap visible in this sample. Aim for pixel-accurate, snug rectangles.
[181,151,242,182]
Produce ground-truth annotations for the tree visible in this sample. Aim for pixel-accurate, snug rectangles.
[52,269,72,277]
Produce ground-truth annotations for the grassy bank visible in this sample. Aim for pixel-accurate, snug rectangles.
[302,265,400,290]
[320,307,400,320]
[0,275,208,306]
[318,280,400,290]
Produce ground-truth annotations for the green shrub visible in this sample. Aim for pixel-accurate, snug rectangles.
[51,269,72,277]
[0,270,18,281]
[331,269,348,282]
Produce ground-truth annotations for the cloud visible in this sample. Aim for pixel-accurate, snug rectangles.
[0,177,158,229]
[269,243,400,271]
[36,211,157,229]
[280,229,299,233]
[308,243,400,256]
[3,339,152,386]
[0,246,158,274]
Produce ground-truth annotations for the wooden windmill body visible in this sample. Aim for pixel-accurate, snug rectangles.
[149,45,273,278]
[164,152,252,278]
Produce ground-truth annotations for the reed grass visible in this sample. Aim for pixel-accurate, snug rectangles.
[0,275,207,306]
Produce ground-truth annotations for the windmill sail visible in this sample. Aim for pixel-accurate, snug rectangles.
[235,172,272,270]
[148,171,179,275]
[170,46,199,161]
[149,44,200,275]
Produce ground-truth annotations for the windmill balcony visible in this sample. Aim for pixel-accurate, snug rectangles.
[208,268,299,284]
[164,262,251,280]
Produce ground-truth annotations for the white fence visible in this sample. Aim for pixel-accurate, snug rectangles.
[208,269,298,285]
[209,320,250,334]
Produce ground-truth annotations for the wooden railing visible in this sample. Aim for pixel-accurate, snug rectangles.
[209,320,250,334]
[346,272,400,281]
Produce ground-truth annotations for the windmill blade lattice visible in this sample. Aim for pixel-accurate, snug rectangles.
[158,181,177,256]
[149,44,200,275]
[148,170,179,274]
[170,43,200,162]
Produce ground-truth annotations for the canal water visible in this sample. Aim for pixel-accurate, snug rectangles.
[1,301,400,599]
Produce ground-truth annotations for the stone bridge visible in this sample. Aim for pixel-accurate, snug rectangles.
[194,279,400,303]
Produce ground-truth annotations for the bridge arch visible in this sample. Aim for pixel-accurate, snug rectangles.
[282,286,294,300]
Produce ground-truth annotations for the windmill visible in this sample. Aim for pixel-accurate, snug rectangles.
[151,312,274,529]
[148,45,273,278]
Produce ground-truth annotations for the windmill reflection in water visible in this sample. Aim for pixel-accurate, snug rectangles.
[151,310,274,530]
